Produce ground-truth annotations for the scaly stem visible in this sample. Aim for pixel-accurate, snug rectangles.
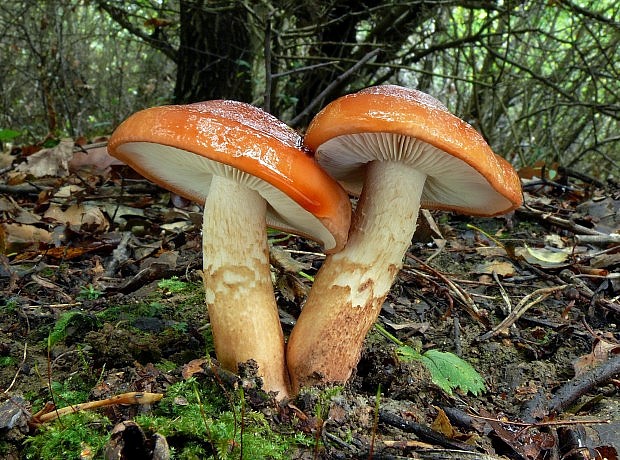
[287,161,426,392]
[203,175,290,397]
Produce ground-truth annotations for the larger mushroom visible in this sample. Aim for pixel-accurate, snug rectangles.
[287,85,522,391]
[108,100,351,398]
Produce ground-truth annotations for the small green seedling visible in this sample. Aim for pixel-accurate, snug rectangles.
[157,276,189,293]
[375,324,486,396]
[78,284,102,300]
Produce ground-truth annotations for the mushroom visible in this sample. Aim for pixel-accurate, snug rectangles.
[108,100,351,398]
[287,85,522,391]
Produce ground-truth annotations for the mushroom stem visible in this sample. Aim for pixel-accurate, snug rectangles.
[287,161,426,391]
[203,175,290,397]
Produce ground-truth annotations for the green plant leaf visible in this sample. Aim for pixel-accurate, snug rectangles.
[394,344,423,361]
[376,324,486,396]
[0,128,21,142]
[419,349,486,396]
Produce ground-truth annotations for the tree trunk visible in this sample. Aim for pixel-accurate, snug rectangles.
[175,1,253,104]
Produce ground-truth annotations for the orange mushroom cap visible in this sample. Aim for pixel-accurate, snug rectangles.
[305,85,522,216]
[109,100,351,252]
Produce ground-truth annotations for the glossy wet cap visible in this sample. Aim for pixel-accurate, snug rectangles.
[108,100,351,251]
[304,85,523,216]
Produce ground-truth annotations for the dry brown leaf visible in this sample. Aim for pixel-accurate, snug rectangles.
[431,407,459,438]
[54,184,84,198]
[0,196,16,212]
[14,208,41,225]
[0,222,52,254]
[270,245,311,273]
[475,246,508,257]
[15,139,74,177]
[182,358,208,379]
[44,203,109,232]
[69,144,122,175]
[573,337,620,376]
[473,259,516,276]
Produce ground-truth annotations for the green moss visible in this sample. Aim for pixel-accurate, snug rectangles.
[0,356,17,367]
[156,359,178,373]
[23,412,111,460]
[50,379,91,407]
[158,276,190,293]
[48,311,99,348]
[98,284,203,324]
[136,378,311,459]
[1,298,18,314]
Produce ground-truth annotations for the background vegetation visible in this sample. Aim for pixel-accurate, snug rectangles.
[1,0,618,178]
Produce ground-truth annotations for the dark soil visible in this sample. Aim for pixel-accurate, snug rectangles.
[1,145,619,459]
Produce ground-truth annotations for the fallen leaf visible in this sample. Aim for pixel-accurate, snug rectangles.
[54,184,84,198]
[0,223,52,254]
[270,245,311,273]
[182,358,208,379]
[0,196,15,212]
[381,318,430,333]
[590,252,620,269]
[69,144,123,175]
[516,245,571,267]
[14,208,41,225]
[473,259,516,276]
[160,221,194,233]
[475,246,507,257]
[44,204,109,232]
[544,234,566,248]
[431,407,458,438]
[573,337,620,376]
[15,139,74,177]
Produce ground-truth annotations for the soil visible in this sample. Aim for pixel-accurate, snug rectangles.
[0,146,619,459]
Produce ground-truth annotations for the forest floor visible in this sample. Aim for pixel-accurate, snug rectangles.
[0,140,619,459]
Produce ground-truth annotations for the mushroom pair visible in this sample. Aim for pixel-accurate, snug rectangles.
[286,85,523,391]
[108,100,351,398]
[109,86,522,398]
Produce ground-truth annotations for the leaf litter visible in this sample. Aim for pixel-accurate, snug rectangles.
[0,140,618,459]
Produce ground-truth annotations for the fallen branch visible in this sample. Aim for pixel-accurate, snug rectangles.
[521,354,620,422]
[575,233,620,245]
[31,391,163,425]
[379,409,476,452]
[518,204,604,236]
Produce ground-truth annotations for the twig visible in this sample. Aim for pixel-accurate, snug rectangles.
[477,285,569,341]
[263,11,273,112]
[32,392,163,425]
[378,410,476,452]
[272,61,338,78]
[2,342,27,395]
[575,233,620,245]
[492,270,513,315]
[518,204,604,236]
[368,385,381,460]
[466,412,610,428]
[283,249,326,258]
[405,254,483,324]
[0,183,52,195]
[521,354,620,422]
[452,316,462,357]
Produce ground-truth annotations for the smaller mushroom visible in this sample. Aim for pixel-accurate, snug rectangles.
[287,85,522,391]
[108,100,351,398]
